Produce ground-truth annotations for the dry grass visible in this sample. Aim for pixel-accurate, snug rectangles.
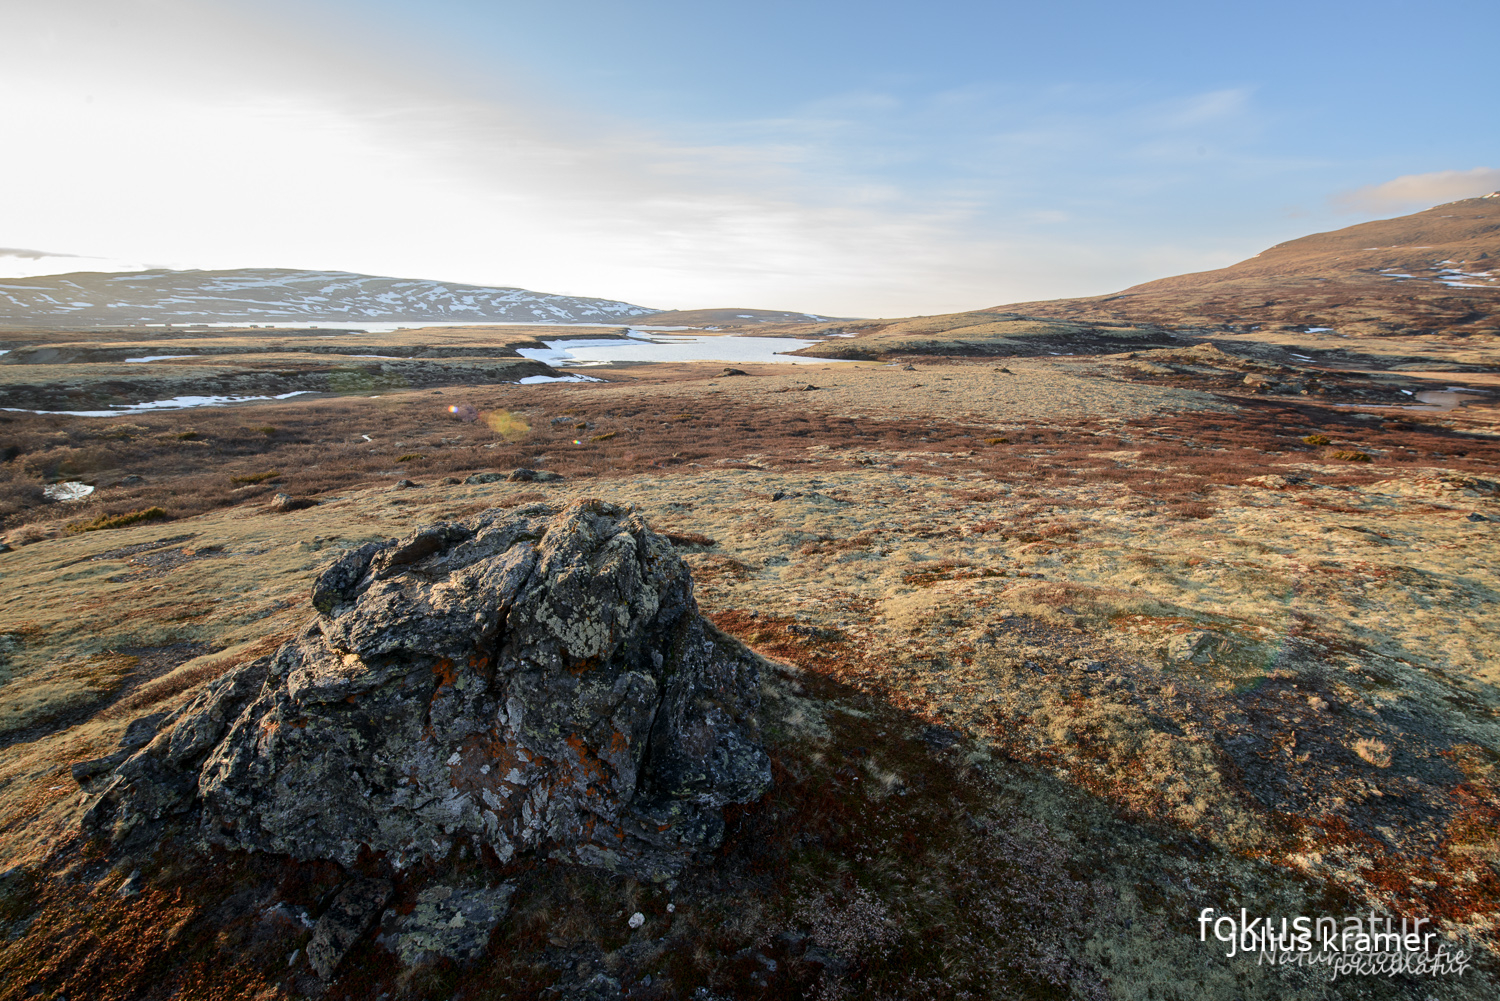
[3,352,1499,998]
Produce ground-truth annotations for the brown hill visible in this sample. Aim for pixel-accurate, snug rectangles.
[991,194,1500,337]
[638,307,842,327]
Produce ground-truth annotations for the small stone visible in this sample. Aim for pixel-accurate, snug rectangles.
[307,877,394,979]
[120,712,170,751]
[120,475,146,486]
[463,472,507,485]
[803,946,850,976]
[381,883,513,966]
[569,973,624,1001]
[1166,630,1212,661]
[628,911,645,929]
[718,367,748,377]
[505,468,563,482]
[116,869,143,898]
[921,725,960,751]
[1467,512,1490,522]
[269,493,316,512]
[391,479,418,490]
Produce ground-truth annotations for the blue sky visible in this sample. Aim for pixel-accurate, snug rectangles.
[1,0,1496,315]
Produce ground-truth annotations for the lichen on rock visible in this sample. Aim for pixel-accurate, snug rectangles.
[376,882,517,967]
[82,499,771,881]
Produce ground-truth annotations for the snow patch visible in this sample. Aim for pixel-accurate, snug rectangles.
[3,390,314,417]
[43,481,94,502]
[517,374,605,384]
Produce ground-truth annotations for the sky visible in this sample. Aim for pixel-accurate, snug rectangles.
[1,0,1496,316]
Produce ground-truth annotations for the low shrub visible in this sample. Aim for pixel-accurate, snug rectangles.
[1330,450,1373,462]
[229,470,280,485]
[1302,433,1331,445]
[66,506,168,533]
[1166,501,1215,519]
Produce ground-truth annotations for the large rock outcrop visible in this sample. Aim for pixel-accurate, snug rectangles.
[82,499,771,880]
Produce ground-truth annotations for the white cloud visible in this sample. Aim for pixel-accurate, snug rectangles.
[1146,88,1253,130]
[0,2,1279,316]
[1332,167,1500,214]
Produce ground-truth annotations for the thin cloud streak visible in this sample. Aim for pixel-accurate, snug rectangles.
[1332,168,1500,214]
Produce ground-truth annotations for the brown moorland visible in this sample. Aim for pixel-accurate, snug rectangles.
[2,205,1500,998]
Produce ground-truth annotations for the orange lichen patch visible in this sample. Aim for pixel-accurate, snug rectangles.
[566,655,604,677]
[562,734,610,785]
[444,732,531,817]
[431,658,459,689]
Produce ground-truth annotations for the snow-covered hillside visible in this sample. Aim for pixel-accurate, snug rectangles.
[0,268,663,326]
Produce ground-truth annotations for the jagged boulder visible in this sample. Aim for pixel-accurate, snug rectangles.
[82,499,771,880]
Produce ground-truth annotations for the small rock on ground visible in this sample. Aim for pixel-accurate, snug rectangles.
[307,877,394,979]
[378,883,515,966]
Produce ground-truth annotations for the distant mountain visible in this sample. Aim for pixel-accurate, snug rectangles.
[0,268,663,327]
[0,267,845,329]
[990,194,1500,337]
[639,307,844,327]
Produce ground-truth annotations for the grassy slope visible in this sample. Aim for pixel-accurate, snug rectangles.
[989,196,1500,337]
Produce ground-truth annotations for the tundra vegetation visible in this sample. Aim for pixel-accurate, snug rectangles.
[2,200,1499,999]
